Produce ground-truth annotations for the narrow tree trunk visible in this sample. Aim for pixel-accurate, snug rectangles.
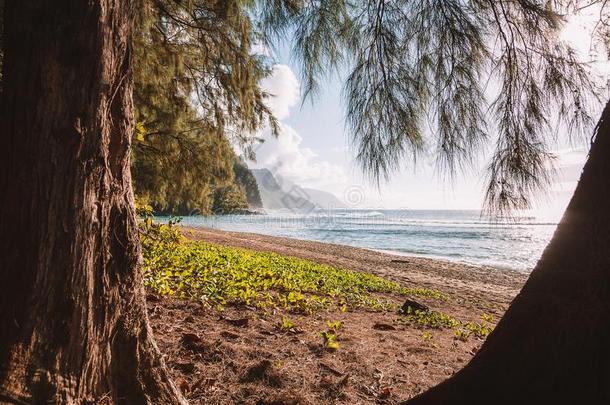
[0,1,185,403]
[407,101,610,404]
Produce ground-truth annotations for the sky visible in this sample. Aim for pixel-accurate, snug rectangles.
[249,10,608,212]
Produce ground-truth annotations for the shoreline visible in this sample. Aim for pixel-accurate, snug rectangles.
[149,226,531,403]
[183,226,528,310]
[367,247,526,274]
[173,209,552,272]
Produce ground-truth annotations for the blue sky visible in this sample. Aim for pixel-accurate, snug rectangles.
[250,12,607,213]
[253,54,497,210]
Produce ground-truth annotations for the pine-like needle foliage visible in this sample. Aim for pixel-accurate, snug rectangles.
[0,0,270,214]
[132,0,277,214]
[260,0,608,215]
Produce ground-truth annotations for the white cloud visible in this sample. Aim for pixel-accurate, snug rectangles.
[260,64,300,120]
[252,64,347,192]
[560,9,610,77]
[254,123,347,190]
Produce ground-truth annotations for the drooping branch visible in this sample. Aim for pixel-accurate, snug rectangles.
[258,0,607,215]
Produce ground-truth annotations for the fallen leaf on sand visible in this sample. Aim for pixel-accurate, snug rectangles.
[174,362,196,374]
[176,378,190,393]
[320,362,344,376]
[373,323,396,331]
[223,317,249,327]
[180,333,205,352]
[379,386,392,399]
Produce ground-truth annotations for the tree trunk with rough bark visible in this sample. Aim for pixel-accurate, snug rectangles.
[407,100,610,404]
[0,1,185,403]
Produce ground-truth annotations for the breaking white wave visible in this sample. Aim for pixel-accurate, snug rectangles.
[179,209,558,272]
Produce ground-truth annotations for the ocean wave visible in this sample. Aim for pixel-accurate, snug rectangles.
[329,211,386,218]
[389,217,557,227]
[181,209,554,273]
[296,217,557,229]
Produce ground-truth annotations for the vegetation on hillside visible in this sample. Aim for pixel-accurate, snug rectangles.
[131,0,274,215]
[234,160,264,209]
[210,161,264,214]
[211,183,249,214]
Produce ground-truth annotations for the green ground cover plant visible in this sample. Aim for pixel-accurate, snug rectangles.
[139,219,444,314]
[139,218,491,342]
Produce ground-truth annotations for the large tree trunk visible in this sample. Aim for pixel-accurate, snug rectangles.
[407,101,610,404]
[0,1,185,403]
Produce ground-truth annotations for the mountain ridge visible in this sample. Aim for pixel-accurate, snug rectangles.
[251,169,346,211]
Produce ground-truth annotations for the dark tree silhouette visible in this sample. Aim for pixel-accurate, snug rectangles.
[0,1,185,403]
[408,100,610,403]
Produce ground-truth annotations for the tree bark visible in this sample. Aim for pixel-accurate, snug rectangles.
[0,1,185,403]
[407,100,610,404]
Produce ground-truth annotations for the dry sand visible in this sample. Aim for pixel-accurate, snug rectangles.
[149,227,528,404]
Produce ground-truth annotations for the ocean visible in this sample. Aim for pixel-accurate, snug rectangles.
[178,209,560,273]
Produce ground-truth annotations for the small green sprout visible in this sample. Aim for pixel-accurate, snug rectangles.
[281,316,295,331]
[326,320,343,331]
[421,331,433,341]
[320,331,340,350]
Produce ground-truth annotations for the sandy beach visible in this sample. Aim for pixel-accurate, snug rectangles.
[149,227,529,403]
[184,227,527,313]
